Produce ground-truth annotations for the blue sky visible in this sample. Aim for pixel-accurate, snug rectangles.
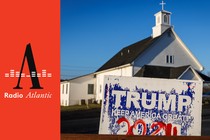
[61,0,210,79]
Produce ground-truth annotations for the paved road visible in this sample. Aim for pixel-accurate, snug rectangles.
[61,118,100,134]
[202,118,210,136]
[202,108,210,136]
[61,108,210,135]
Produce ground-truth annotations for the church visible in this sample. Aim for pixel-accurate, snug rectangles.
[60,2,210,106]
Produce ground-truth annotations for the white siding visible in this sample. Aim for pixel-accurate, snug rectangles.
[60,82,70,106]
[69,74,96,106]
[96,66,133,102]
[134,30,202,72]
[60,74,96,106]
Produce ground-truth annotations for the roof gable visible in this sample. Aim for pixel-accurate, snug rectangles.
[133,28,204,72]
[171,29,204,71]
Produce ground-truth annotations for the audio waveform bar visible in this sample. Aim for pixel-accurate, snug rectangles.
[5,69,52,78]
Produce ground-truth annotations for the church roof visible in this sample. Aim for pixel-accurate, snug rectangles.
[96,30,165,72]
[196,71,210,82]
[96,26,203,72]
[134,65,190,79]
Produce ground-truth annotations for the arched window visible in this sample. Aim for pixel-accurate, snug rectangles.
[164,15,168,23]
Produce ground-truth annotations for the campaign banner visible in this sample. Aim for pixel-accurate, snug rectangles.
[99,76,202,136]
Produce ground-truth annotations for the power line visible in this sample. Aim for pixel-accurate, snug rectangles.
[60,64,99,79]
[61,64,98,69]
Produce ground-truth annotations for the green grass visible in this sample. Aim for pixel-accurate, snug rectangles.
[61,103,101,112]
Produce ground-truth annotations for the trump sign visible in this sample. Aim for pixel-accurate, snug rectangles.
[99,76,202,136]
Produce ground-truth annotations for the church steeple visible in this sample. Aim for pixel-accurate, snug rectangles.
[152,0,172,38]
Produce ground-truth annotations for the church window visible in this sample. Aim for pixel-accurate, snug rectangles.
[164,15,168,23]
[62,84,64,94]
[166,55,169,63]
[170,55,174,63]
[88,84,94,94]
[166,55,174,64]
[66,84,68,94]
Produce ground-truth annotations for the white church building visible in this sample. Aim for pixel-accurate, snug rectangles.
[61,3,208,106]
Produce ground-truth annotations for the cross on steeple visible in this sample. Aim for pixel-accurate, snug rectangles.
[160,0,166,10]
[153,0,171,38]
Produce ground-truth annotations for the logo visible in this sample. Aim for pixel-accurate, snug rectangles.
[4,43,52,89]
[3,43,53,99]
